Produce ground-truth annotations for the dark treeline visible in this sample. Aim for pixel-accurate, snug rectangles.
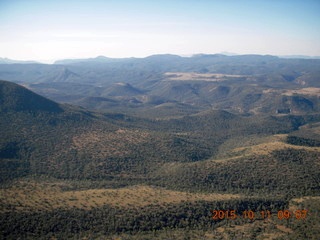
[0,198,287,239]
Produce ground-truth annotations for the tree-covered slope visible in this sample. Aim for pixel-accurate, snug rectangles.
[1,80,320,239]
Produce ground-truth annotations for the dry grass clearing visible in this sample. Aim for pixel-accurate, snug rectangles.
[263,87,320,97]
[289,196,320,213]
[282,87,320,97]
[290,196,320,204]
[164,72,245,81]
[231,134,320,156]
[0,181,240,212]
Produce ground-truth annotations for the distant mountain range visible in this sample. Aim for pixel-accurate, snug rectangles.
[2,53,320,65]
[1,54,320,117]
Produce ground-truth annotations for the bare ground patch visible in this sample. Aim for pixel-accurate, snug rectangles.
[164,72,246,81]
[282,87,320,97]
[0,181,240,212]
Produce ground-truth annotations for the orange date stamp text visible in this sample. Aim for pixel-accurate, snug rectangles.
[211,209,308,220]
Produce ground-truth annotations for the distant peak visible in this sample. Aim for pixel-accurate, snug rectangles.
[95,55,109,59]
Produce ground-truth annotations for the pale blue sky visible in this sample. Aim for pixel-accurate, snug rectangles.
[0,0,319,62]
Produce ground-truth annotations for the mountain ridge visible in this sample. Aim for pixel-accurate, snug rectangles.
[2,53,319,65]
[0,80,63,113]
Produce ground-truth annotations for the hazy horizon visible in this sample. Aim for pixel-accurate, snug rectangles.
[1,0,320,62]
[2,52,320,65]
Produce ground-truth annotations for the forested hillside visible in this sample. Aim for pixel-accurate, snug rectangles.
[1,56,320,239]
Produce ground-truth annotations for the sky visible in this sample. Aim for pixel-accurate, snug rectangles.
[0,0,319,62]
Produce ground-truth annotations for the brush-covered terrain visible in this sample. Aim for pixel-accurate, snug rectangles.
[1,55,320,239]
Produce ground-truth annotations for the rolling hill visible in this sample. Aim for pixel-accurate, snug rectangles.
[2,79,319,182]
[1,54,320,117]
